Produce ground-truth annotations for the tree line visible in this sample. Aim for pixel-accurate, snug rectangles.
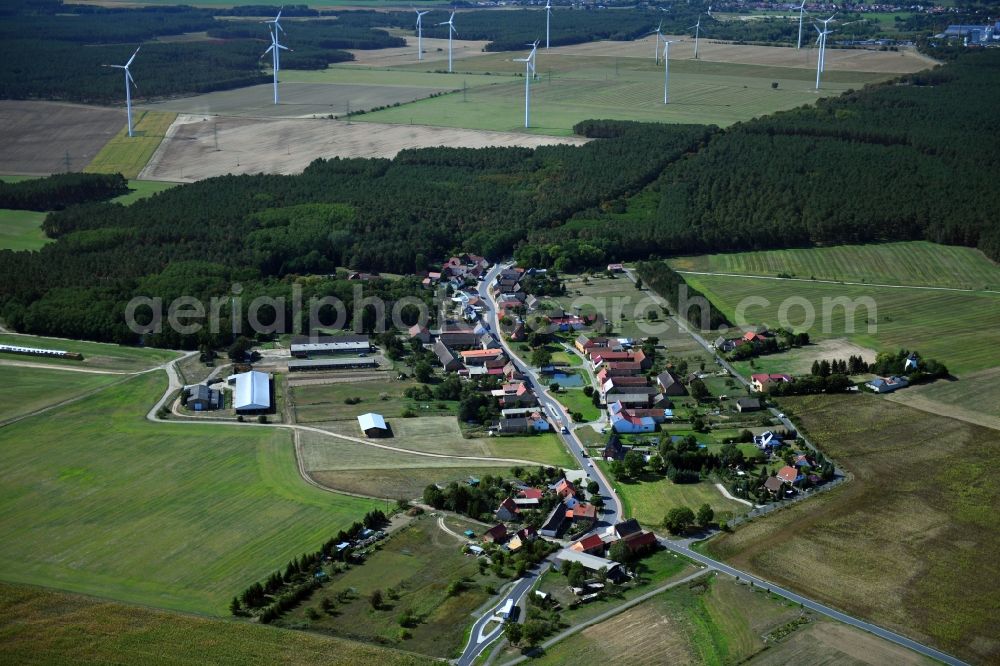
[0,173,127,211]
[633,260,730,330]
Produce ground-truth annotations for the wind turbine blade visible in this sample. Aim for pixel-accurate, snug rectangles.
[126,46,140,68]
[278,44,290,51]
[127,70,138,90]
[262,44,275,57]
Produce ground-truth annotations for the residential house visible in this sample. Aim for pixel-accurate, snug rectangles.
[763,476,785,496]
[570,533,606,555]
[612,519,642,540]
[510,321,526,342]
[460,348,505,366]
[186,384,221,411]
[482,524,509,544]
[503,361,525,382]
[603,434,628,461]
[609,401,656,433]
[713,336,738,353]
[656,371,687,396]
[567,503,597,523]
[554,478,577,500]
[622,530,658,554]
[776,465,802,485]
[574,335,612,355]
[438,330,479,349]
[408,324,431,344]
[495,498,518,522]
[517,488,544,501]
[751,373,793,393]
[736,397,762,412]
[866,376,909,393]
[492,381,538,409]
[499,412,549,433]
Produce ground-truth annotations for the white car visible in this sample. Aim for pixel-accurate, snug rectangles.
[777,413,786,419]
[588,462,594,468]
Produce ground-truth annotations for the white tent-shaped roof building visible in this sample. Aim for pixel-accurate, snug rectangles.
[233,371,271,413]
[358,412,389,437]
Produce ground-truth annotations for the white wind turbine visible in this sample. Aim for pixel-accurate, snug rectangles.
[649,19,664,64]
[414,9,430,61]
[105,46,140,137]
[544,0,552,49]
[514,41,539,128]
[795,0,807,49]
[262,9,291,104]
[690,15,707,59]
[660,35,676,104]
[439,10,457,73]
[814,19,833,89]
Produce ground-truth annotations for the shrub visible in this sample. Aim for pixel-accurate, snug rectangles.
[257,414,268,424]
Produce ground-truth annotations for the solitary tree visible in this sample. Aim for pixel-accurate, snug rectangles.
[504,621,522,646]
[369,589,383,609]
[697,503,715,527]
[663,506,696,534]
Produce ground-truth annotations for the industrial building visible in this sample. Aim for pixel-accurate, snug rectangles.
[288,357,377,372]
[232,370,271,413]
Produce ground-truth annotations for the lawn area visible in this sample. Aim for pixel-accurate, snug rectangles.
[0,365,121,424]
[601,465,750,528]
[362,55,888,133]
[310,466,512,501]
[0,208,48,251]
[110,179,180,205]
[0,373,379,615]
[705,393,1000,665]
[84,111,176,179]
[0,583,434,666]
[682,272,1000,375]
[277,515,499,659]
[290,377,457,423]
[669,241,1000,291]
[533,575,932,666]
[552,387,602,422]
[0,333,180,373]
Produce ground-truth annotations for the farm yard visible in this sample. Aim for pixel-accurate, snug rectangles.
[705,393,1000,665]
[83,111,176,179]
[0,101,125,176]
[139,115,585,182]
[669,241,1000,291]
[275,515,501,659]
[682,272,1000,376]
[532,575,933,665]
[0,583,434,666]
[0,373,379,615]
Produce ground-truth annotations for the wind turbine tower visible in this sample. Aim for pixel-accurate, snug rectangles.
[262,9,291,104]
[690,15,706,59]
[661,36,676,104]
[796,0,807,49]
[813,17,834,89]
[105,46,140,137]
[414,9,430,61]
[514,41,539,128]
[439,11,457,73]
[544,0,552,49]
[649,20,664,64]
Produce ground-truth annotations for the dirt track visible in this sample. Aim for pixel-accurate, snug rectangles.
[140,115,588,182]
[0,101,125,176]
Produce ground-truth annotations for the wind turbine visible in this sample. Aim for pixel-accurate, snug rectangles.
[439,10,457,73]
[414,9,430,61]
[261,9,291,104]
[648,20,664,64]
[795,0,807,49]
[105,46,140,137]
[814,22,833,89]
[544,0,552,49]
[514,41,539,128]
[817,13,836,72]
[690,15,706,59]
[660,35,676,104]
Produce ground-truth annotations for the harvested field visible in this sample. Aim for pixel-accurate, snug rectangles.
[548,37,936,73]
[885,367,1000,431]
[310,466,511,500]
[748,621,937,666]
[731,337,877,378]
[0,101,125,176]
[345,36,491,68]
[140,114,587,182]
[706,393,1000,665]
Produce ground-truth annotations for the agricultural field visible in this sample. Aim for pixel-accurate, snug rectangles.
[139,114,585,182]
[84,111,176,179]
[0,365,121,425]
[598,461,750,528]
[276,515,499,659]
[0,333,180,373]
[669,241,1000,291]
[290,376,457,423]
[0,209,49,251]
[533,575,933,666]
[311,466,513,500]
[0,583,434,666]
[730,337,877,378]
[885,367,1000,431]
[0,101,125,176]
[706,393,1000,665]
[682,272,1000,375]
[362,54,896,134]
[0,373,379,615]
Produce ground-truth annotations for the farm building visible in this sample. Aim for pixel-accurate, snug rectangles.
[434,339,463,372]
[289,335,370,358]
[555,549,626,582]
[287,357,377,372]
[656,371,687,396]
[751,373,794,393]
[539,501,568,538]
[866,376,909,393]
[232,371,271,413]
[0,344,83,360]
[186,384,221,411]
[736,397,762,412]
[358,412,389,438]
[495,498,518,521]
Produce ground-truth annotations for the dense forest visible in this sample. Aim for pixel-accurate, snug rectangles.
[0,173,127,211]
[527,48,1000,264]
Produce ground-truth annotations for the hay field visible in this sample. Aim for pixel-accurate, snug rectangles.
[0,101,125,176]
[706,393,1000,665]
[548,36,936,73]
[140,114,586,182]
[84,110,176,179]
[345,36,491,68]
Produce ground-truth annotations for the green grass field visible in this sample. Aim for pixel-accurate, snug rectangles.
[311,466,513,500]
[681,273,1000,375]
[0,583,434,666]
[533,575,932,666]
[0,373,379,615]
[278,515,498,658]
[111,179,180,205]
[282,66,503,90]
[0,333,179,373]
[0,365,121,424]
[359,55,890,133]
[706,393,1000,665]
[84,111,176,179]
[0,209,49,251]
[669,241,1000,291]
[552,387,602,422]
[291,377,458,423]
